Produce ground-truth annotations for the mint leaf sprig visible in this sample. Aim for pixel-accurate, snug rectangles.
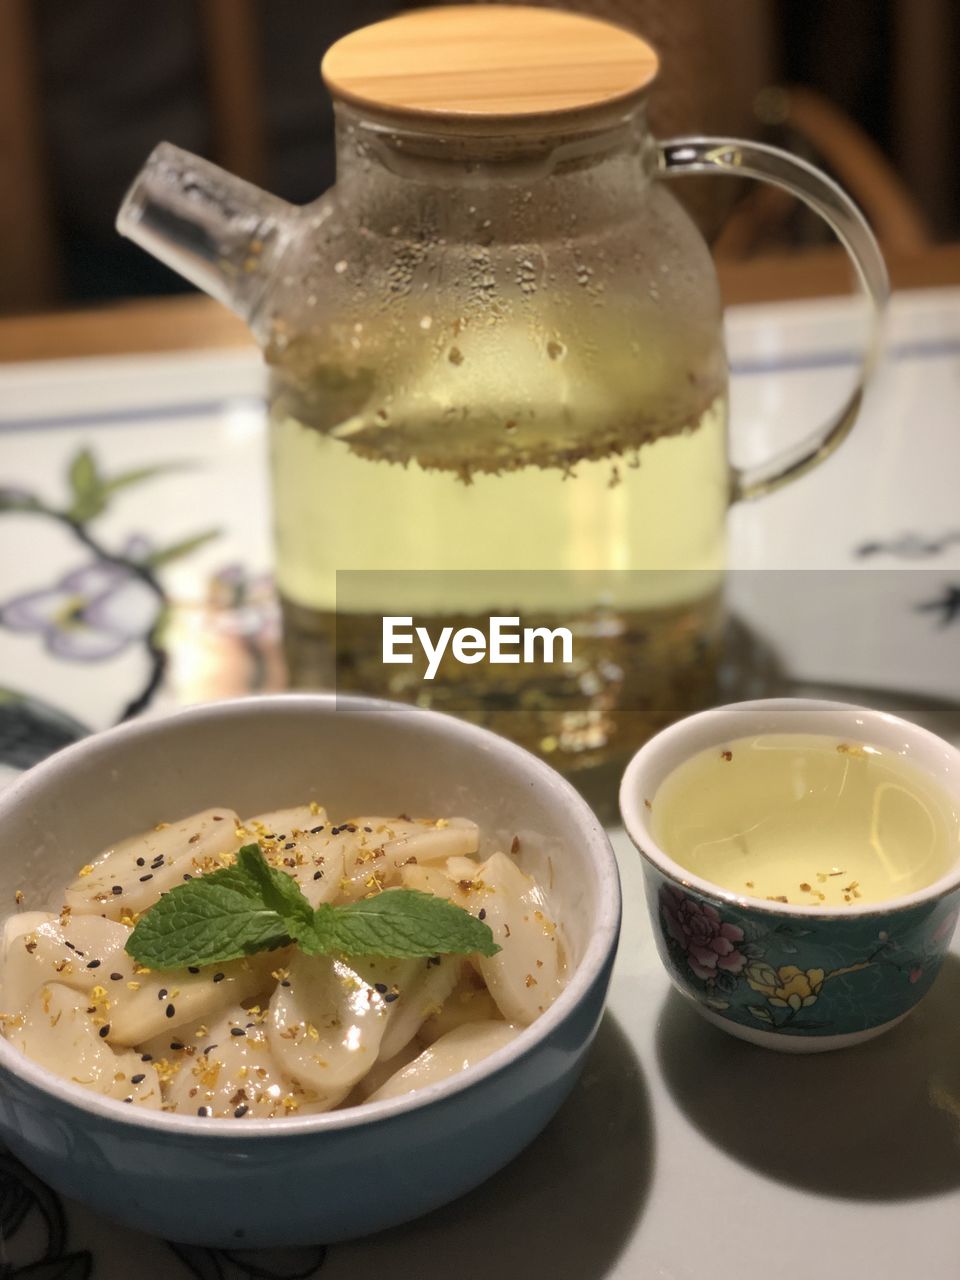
[125,845,499,970]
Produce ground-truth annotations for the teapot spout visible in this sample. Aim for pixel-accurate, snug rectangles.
[116,142,296,322]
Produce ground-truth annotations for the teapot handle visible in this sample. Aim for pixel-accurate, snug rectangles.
[657,137,889,501]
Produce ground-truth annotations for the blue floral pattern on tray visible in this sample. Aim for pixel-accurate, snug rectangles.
[0,447,295,1271]
[1,536,160,661]
[0,349,959,1273]
[0,450,220,727]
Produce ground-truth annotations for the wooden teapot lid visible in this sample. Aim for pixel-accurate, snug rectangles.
[322,5,659,133]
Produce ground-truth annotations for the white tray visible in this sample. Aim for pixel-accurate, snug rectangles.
[1,289,959,1277]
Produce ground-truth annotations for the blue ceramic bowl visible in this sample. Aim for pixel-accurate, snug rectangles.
[620,699,960,1053]
[0,695,620,1246]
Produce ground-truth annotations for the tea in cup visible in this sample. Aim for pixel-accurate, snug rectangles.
[620,699,960,1051]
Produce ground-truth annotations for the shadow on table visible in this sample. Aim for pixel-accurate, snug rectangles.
[656,953,960,1200]
[346,1012,651,1279]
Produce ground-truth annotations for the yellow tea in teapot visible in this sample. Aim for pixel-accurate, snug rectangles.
[269,314,728,776]
[115,5,886,794]
[651,734,958,906]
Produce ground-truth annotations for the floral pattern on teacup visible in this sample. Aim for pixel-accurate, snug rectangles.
[649,873,960,1038]
[661,886,746,981]
[746,964,824,1010]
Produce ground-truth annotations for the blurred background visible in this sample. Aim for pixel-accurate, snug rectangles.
[2,0,958,316]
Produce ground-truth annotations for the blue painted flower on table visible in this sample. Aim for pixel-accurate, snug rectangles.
[661,885,747,981]
[0,536,160,661]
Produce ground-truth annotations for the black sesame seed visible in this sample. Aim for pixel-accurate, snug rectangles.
[313,871,323,880]
[284,842,295,850]
[86,959,101,969]
[157,988,168,1000]
[182,874,193,881]
[213,972,225,983]
[234,1105,249,1118]
[136,858,145,867]
[230,1027,245,1037]
[364,826,373,833]
[384,992,399,1003]
[197,1106,211,1117]
[479,908,487,921]
[140,1053,153,1062]
[374,983,387,993]
[203,1044,217,1055]
[139,874,153,883]
[310,825,324,834]
[109,972,123,981]
[165,1004,175,1018]
[131,1073,146,1084]
[99,1024,110,1038]
[275,834,286,841]
[187,966,200,974]
[280,980,290,988]
[65,942,76,951]
[262,833,275,840]
[111,886,123,895]
[123,1096,133,1103]
[170,1041,184,1051]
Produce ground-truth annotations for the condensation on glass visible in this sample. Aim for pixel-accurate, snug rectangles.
[116,7,888,792]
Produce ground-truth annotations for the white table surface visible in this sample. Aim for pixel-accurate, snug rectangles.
[1,288,959,1279]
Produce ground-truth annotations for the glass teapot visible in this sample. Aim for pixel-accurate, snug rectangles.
[118,5,887,782]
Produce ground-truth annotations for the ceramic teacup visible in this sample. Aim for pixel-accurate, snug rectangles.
[620,699,960,1052]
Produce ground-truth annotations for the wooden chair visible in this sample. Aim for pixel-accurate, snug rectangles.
[544,0,932,254]
[0,0,59,312]
[714,85,932,259]
[0,0,265,315]
[0,0,943,316]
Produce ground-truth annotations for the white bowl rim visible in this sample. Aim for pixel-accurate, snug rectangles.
[0,693,621,1138]
[620,696,960,920]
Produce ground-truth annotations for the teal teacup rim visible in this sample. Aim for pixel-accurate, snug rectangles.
[620,698,960,921]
